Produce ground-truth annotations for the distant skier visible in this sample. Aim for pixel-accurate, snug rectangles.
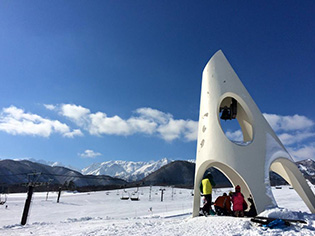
[199,172,216,216]
[231,185,247,217]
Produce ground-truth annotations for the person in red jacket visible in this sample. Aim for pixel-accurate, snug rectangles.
[214,193,231,216]
[231,185,247,217]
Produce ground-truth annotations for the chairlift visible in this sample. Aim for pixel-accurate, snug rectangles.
[120,189,129,200]
[0,194,7,205]
[130,191,140,201]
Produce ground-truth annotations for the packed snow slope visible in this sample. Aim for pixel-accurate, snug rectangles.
[0,185,314,236]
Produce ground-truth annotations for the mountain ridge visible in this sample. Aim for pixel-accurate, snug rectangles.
[81,158,172,181]
[0,158,313,193]
[0,159,127,192]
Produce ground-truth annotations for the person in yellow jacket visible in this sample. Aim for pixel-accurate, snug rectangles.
[199,173,216,216]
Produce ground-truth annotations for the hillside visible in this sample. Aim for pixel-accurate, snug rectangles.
[0,159,127,192]
[139,161,232,188]
[138,159,315,188]
[0,159,314,192]
[139,160,195,187]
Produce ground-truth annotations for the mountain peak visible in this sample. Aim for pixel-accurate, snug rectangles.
[81,158,173,181]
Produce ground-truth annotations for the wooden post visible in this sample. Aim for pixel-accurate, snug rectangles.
[149,186,152,201]
[57,187,62,203]
[160,188,165,202]
[21,186,34,225]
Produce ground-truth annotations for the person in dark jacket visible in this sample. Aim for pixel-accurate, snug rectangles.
[199,173,216,216]
[244,195,257,217]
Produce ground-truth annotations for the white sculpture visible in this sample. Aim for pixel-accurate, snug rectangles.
[192,50,315,217]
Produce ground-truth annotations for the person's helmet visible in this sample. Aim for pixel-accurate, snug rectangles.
[206,172,213,179]
[235,185,241,191]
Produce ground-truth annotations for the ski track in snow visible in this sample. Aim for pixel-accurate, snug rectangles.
[0,186,314,236]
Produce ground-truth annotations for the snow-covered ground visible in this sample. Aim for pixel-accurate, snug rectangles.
[0,185,314,235]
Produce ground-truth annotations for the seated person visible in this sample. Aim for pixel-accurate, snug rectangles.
[214,193,231,216]
[244,195,257,217]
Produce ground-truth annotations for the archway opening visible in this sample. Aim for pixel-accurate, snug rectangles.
[203,167,232,189]
[269,171,289,187]
[269,159,314,213]
[219,96,253,145]
[198,162,257,216]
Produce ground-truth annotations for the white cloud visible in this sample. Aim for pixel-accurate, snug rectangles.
[183,120,199,141]
[225,130,243,142]
[157,119,187,141]
[262,113,315,147]
[79,149,102,158]
[89,112,131,136]
[263,113,314,132]
[0,106,82,138]
[135,107,172,124]
[55,104,198,142]
[288,143,315,162]
[278,132,315,146]
[46,104,315,146]
[157,119,198,142]
[44,104,56,111]
[127,117,157,135]
[63,129,84,138]
[60,104,91,127]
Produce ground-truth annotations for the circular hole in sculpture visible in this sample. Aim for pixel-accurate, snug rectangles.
[219,97,253,145]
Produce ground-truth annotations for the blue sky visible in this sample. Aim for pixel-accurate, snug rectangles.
[0,1,314,169]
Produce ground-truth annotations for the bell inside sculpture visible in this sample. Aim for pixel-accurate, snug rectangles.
[220,98,237,120]
[220,107,231,120]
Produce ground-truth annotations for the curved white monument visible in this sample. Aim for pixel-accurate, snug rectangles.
[192,50,315,217]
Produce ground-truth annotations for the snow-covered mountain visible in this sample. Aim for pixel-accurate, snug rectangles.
[296,159,315,183]
[297,159,315,175]
[81,158,315,185]
[28,158,81,172]
[81,158,172,181]
[0,159,127,191]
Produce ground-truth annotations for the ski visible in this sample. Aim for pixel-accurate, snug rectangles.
[251,216,307,224]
